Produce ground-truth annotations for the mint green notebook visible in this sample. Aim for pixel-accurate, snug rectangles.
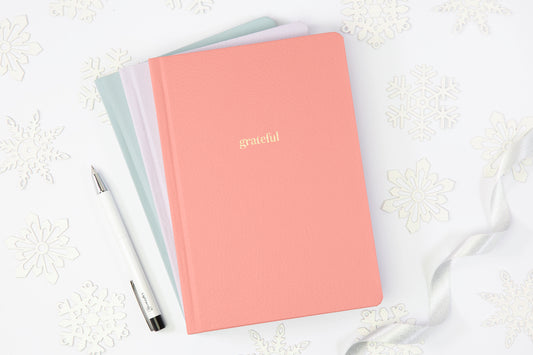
[95,17,277,308]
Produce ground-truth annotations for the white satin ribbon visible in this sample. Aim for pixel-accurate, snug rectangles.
[346,128,533,354]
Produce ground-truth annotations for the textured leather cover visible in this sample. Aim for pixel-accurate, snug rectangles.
[150,33,382,333]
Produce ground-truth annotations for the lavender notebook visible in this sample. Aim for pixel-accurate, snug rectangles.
[119,22,309,304]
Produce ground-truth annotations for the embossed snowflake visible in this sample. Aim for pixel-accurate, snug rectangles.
[387,65,460,141]
[480,271,533,349]
[188,0,214,14]
[247,323,310,355]
[0,112,70,189]
[0,15,43,81]
[382,158,455,233]
[357,304,423,354]
[5,214,79,284]
[341,0,410,48]
[80,48,131,123]
[165,0,214,14]
[49,0,105,23]
[165,0,182,9]
[437,0,510,34]
[58,281,129,354]
[471,112,533,182]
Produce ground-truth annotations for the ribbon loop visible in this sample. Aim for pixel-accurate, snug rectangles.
[346,128,533,355]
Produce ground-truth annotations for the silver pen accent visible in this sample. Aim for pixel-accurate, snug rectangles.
[91,165,108,194]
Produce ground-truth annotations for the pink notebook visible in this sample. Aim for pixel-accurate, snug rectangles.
[149,33,382,334]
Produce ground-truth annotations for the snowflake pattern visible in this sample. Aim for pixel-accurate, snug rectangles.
[357,304,423,354]
[49,0,105,23]
[0,15,43,81]
[165,0,214,14]
[188,0,215,14]
[437,0,510,34]
[247,323,310,355]
[0,112,70,189]
[480,270,533,349]
[341,0,410,48]
[387,65,460,141]
[5,214,79,284]
[165,0,182,10]
[471,112,533,183]
[382,158,455,233]
[80,49,131,123]
[58,281,129,354]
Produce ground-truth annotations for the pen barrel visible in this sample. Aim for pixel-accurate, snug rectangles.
[98,192,162,320]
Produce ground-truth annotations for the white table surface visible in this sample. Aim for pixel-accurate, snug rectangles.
[1,1,532,354]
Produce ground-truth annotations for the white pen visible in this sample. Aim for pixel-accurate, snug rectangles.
[91,166,165,332]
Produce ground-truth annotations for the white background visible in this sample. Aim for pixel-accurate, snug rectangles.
[1,1,532,354]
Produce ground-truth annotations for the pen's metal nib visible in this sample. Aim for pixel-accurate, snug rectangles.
[91,165,108,194]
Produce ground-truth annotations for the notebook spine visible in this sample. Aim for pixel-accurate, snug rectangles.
[149,59,198,333]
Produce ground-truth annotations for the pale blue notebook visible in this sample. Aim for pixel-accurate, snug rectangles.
[95,17,277,308]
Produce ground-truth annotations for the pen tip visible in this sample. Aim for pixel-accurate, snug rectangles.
[91,165,107,193]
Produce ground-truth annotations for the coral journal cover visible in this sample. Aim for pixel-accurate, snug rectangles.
[149,32,382,334]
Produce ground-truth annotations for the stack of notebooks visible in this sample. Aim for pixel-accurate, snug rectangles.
[96,17,382,334]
